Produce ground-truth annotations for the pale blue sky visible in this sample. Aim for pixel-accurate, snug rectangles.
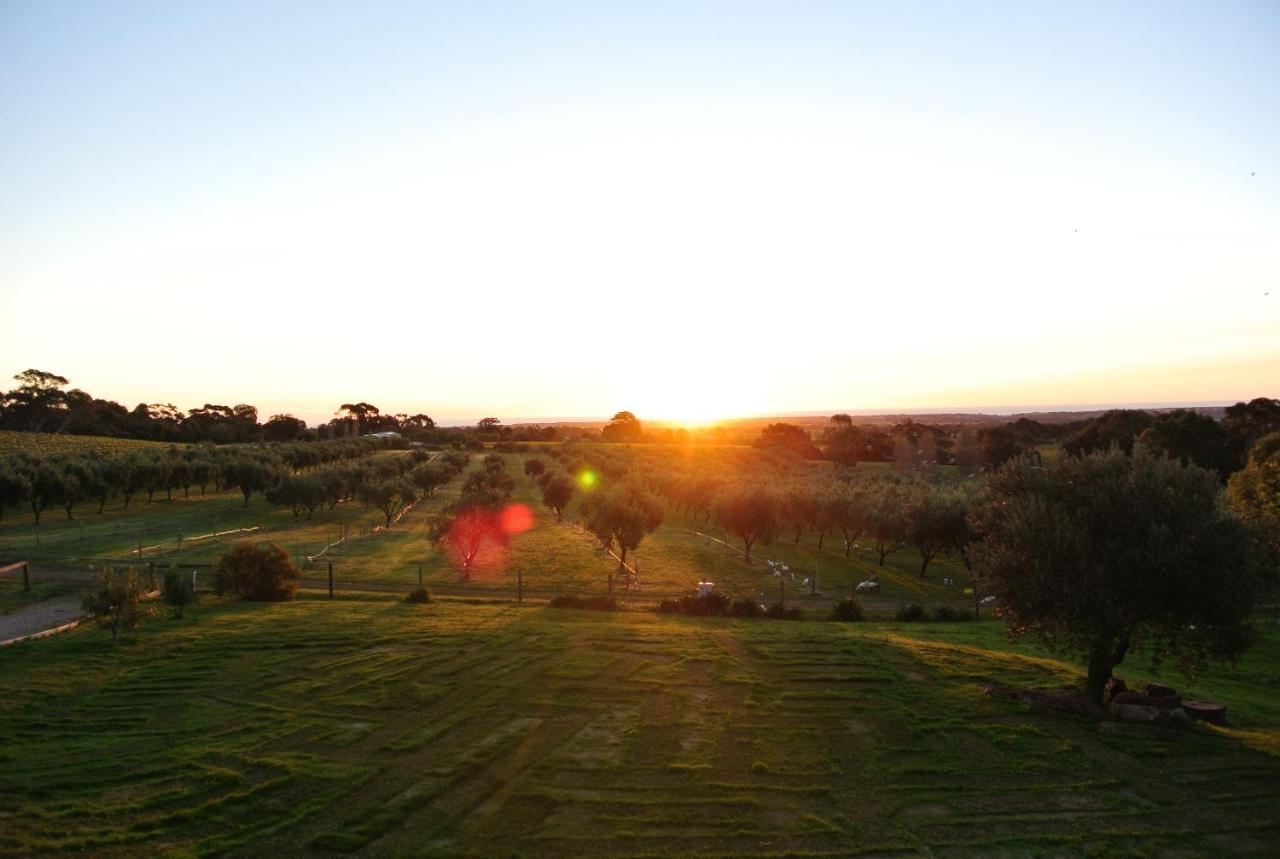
[2,1,1277,423]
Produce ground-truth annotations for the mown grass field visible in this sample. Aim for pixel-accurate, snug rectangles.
[0,430,175,457]
[1,594,1277,856]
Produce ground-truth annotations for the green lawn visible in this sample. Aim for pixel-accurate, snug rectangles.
[0,595,1276,856]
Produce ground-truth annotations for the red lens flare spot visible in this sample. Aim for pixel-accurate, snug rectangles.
[500,503,533,536]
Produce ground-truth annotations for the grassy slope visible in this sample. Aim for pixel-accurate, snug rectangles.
[0,595,1276,857]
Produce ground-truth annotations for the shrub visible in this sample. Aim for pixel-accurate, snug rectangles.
[657,592,731,616]
[161,568,197,618]
[547,594,618,611]
[829,598,864,622]
[213,542,299,601]
[766,602,802,620]
[931,605,972,622]
[895,603,927,622]
[404,586,432,604]
[82,566,151,641]
[729,597,765,618]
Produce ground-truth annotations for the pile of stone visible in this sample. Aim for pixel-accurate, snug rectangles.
[1105,679,1227,726]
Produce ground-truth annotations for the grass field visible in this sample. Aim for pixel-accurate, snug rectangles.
[0,594,1277,857]
[0,430,175,457]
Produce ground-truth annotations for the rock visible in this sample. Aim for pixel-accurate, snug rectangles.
[1166,707,1191,726]
[1112,703,1162,723]
[1183,700,1227,726]
[1146,683,1178,699]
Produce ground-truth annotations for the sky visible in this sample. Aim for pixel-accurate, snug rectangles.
[1,1,1277,426]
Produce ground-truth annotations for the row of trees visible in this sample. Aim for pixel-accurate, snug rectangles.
[0,438,401,525]
[0,368,466,444]
[749,398,1280,476]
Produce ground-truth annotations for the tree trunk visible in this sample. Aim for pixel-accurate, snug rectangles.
[794,527,802,543]
[64,503,74,521]
[1085,635,1131,707]
[817,531,825,550]
[919,552,932,577]
[743,536,754,563]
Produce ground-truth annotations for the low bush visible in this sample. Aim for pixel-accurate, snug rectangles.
[829,598,864,622]
[931,605,972,621]
[894,603,927,622]
[657,592,731,616]
[404,586,432,604]
[766,602,802,620]
[729,597,765,618]
[213,542,299,601]
[547,594,618,611]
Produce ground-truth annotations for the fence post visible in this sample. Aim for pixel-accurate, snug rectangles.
[517,569,523,604]
[328,561,334,598]
[22,562,29,592]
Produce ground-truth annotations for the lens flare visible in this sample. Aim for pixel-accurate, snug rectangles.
[577,469,598,489]
[500,503,533,535]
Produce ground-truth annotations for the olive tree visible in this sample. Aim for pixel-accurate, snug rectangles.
[971,447,1270,707]
[715,487,779,563]
[581,482,664,570]
[82,566,151,641]
[540,473,575,521]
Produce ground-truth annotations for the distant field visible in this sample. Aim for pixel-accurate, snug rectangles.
[0,594,1276,856]
[0,430,174,457]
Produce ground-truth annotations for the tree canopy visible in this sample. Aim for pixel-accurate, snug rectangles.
[971,446,1270,706]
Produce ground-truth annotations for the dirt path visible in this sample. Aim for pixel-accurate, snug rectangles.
[0,595,83,643]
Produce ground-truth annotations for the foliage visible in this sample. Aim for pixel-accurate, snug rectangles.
[971,446,1270,705]
[829,597,865,621]
[213,542,299,601]
[580,482,664,567]
[715,487,779,562]
[657,591,731,616]
[894,603,927,622]
[600,411,643,443]
[404,585,432,604]
[1139,408,1242,478]
[765,602,802,620]
[1061,409,1153,457]
[539,473,575,521]
[161,568,197,618]
[754,422,821,459]
[81,566,151,640]
[1227,431,1280,556]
